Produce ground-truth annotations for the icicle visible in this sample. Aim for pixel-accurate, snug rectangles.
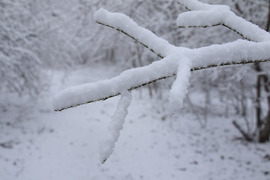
[99,91,132,163]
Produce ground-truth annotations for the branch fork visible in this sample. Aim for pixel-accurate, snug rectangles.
[54,0,270,112]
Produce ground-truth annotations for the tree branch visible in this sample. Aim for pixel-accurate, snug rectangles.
[177,0,270,42]
[96,22,164,59]
[54,4,270,112]
[94,8,174,58]
[178,23,251,41]
[232,120,254,142]
[55,58,270,111]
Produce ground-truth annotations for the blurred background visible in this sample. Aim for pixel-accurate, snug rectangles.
[0,0,270,179]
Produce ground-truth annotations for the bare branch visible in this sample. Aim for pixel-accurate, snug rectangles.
[232,120,254,142]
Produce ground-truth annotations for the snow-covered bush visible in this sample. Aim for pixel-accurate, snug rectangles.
[0,0,42,95]
[54,0,270,162]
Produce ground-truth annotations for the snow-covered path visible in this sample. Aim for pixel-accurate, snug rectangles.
[1,65,270,180]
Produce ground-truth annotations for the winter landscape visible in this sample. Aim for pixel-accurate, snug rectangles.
[1,0,270,180]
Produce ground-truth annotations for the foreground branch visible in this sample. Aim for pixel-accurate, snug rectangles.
[178,23,251,41]
[177,0,270,42]
[54,3,270,112]
[97,22,164,59]
[55,59,270,111]
[94,9,174,58]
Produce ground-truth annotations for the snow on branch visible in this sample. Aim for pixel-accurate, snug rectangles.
[54,40,270,111]
[53,56,179,111]
[54,0,270,113]
[53,0,270,163]
[99,91,132,163]
[169,57,192,113]
[177,0,270,42]
[94,8,175,59]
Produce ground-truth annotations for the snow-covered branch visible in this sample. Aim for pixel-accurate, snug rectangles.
[52,0,270,163]
[177,0,270,42]
[54,40,270,111]
[94,8,175,59]
[99,91,132,163]
[54,0,270,112]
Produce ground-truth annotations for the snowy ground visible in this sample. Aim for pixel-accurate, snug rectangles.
[1,65,270,180]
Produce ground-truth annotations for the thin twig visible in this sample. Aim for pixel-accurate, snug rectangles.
[232,120,254,142]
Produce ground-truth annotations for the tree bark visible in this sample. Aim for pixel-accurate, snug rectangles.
[259,109,270,142]
[257,1,270,142]
[266,1,270,32]
[258,76,270,143]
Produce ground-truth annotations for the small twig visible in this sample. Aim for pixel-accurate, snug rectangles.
[232,120,254,142]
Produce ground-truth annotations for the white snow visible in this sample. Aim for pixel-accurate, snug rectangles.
[99,91,132,163]
[177,0,270,42]
[177,10,228,27]
[169,57,192,113]
[191,40,270,68]
[3,0,270,180]
[94,8,175,57]
[1,66,270,180]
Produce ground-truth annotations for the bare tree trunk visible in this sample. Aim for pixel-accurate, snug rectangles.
[258,76,270,142]
[259,108,270,142]
[266,1,270,32]
[255,71,263,135]
[257,1,270,142]
[254,66,270,143]
[245,2,270,143]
